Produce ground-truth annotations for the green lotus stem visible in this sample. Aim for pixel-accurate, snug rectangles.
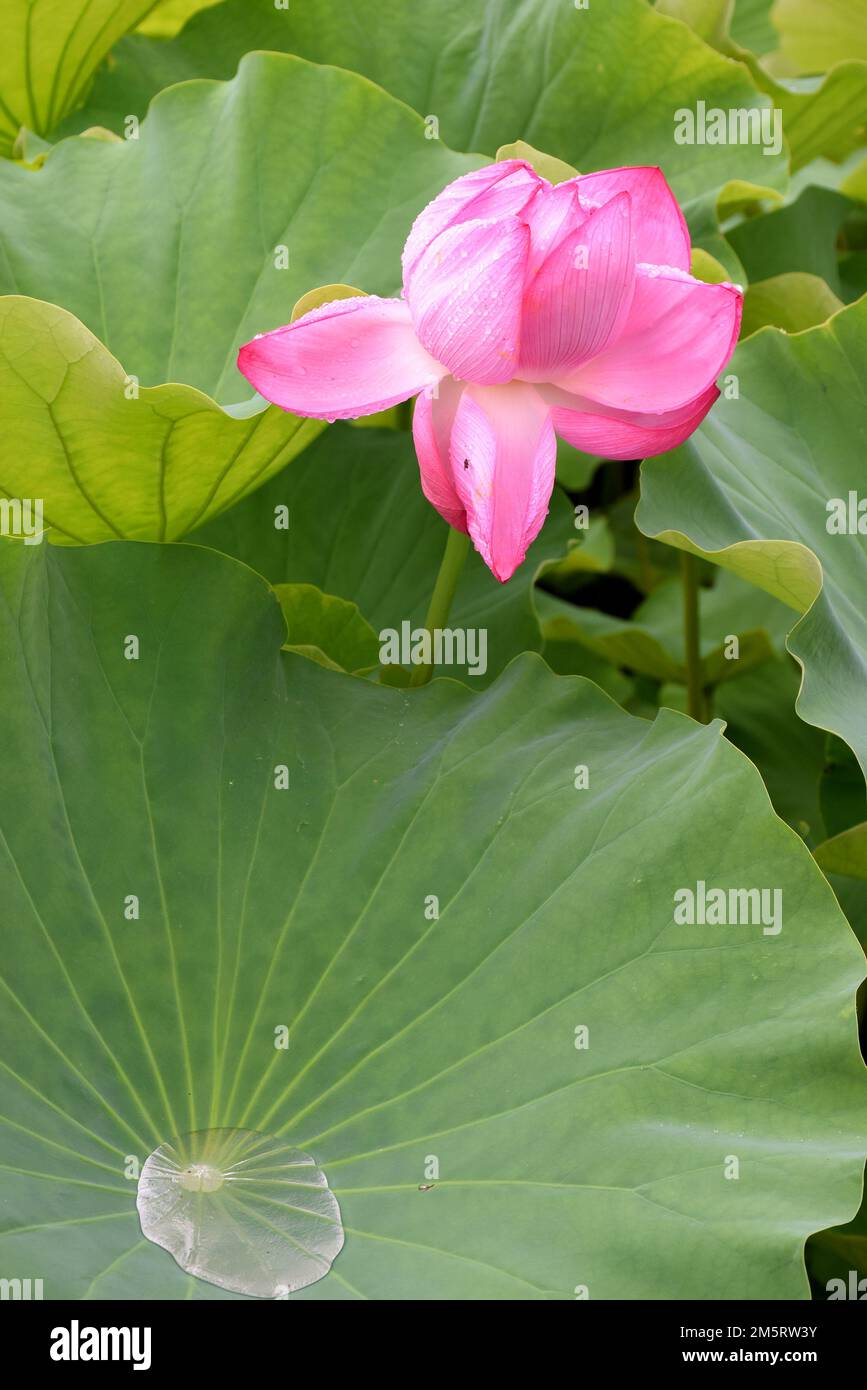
[409,526,470,687]
[681,550,705,722]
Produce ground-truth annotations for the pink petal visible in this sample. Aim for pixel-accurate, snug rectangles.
[542,383,720,459]
[521,178,585,272]
[237,296,444,419]
[577,166,691,271]
[519,192,635,380]
[402,160,541,292]
[559,267,742,414]
[450,383,556,583]
[408,217,529,386]
[412,378,468,532]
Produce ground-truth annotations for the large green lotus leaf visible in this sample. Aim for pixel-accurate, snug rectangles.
[773,0,867,73]
[636,295,867,778]
[815,822,867,880]
[726,186,862,300]
[657,0,742,49]
[658,0,867,169]
[137,0,223,36]
[730,0,780,55]
[276,584,380,676]
[192,426,575,688]
[841,153,867,201]
[0,53,481,403]
[741,272,844,334]
[720,655,867,960]
[0,537,863,1300]
[714,657,827,840]
[0,0,160,156]
[771,65,867,170]
[778,148,867,208]
[535,568,791,687]
[64,0,787,236]
[0,297,320,543]
[539,632,635,707]
[841,251,867,301]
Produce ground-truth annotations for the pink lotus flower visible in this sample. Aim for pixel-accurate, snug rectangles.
[238,161,742,583]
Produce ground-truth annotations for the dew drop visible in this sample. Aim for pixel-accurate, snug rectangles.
[178,1162,224,1193]
[136,1128,344,1298]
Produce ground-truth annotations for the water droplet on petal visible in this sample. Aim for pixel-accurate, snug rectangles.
[137,1128,344,1298]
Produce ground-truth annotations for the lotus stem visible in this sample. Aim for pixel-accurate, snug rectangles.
[409,526,471,686]
[681,549,705,722]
